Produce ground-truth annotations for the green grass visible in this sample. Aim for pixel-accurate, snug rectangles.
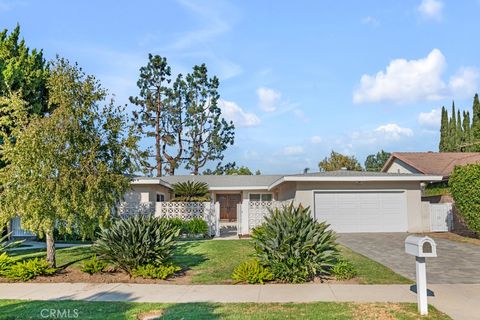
[8,246,94,269]
[0,300,450,320]
[339,245,412,284]
[6,240,410,284]
[173,239,255,283]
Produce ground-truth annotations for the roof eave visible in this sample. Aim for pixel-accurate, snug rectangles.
[268,175,443,190]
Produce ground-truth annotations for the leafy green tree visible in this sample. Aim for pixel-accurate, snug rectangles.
[471,94,480,151]
[439,106,449,152]
[184,64,235,175]
[450,164,480,234]
[203,162,259,175]
[364,150,391,172]
[0,58,140,267]
[0,25,49,168]
[318,151,362,172]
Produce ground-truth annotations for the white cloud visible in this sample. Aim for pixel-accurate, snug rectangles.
[361,16,380,27]
[310,136,323,144]
[375,124,414,141]
[283,146,304,156]
[418,109,442,127]
[218,99,260,127]
[257,87,281,112]
[417,0,444,21]
[353,49,479,104]
[449,67,480,98]
[353,49,446,104]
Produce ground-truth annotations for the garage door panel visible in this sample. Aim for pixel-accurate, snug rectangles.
[314,191,407,233]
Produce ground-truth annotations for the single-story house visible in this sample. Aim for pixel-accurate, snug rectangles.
[381,152,480,181]
[124,170,442,235]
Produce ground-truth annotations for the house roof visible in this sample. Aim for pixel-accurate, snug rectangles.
[267,170,442,190]
[160,174,284,190]
[381,152,480,177]
[132,170,443,191]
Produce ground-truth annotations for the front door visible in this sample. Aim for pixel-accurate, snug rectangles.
[217,194,241,221]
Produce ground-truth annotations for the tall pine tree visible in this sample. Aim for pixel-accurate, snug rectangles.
[439,106,449,151]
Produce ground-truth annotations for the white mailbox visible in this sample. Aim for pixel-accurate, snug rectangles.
[405,236,437,258]
[405,235,437,316]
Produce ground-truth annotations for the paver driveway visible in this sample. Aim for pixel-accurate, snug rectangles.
[338,233,480,284]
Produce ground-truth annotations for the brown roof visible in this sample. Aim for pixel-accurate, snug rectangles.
[382,152,480,177]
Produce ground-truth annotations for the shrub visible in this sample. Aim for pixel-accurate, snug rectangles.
[0,253,16,276]
[4,258,56,281]
[132,264,181,280]
[252,204,338,283]
[186,218,209,236]
[231,259,274,284]
[93,215,180,274]
[81,255,107,275]
[450,164,480,234]
[331,260,357,280]
[171,181,210,202]
[166,217,188,234]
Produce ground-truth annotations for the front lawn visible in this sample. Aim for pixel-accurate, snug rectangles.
[5,240,410,284]
[0,300,450,320]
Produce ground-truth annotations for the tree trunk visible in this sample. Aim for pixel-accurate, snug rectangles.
[155,88,162,177]
[46,231,56,268]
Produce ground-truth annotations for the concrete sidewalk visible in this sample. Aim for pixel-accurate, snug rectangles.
[0,283,478,320]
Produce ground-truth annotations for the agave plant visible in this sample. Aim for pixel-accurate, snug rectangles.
[171,181,210,202]
[93,215,180,274]
[252,204,339,283]
[0,233,24,253]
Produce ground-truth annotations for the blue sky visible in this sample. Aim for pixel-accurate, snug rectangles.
[2,0,479,174]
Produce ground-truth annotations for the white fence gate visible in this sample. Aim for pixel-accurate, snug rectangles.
[430,203,453,232]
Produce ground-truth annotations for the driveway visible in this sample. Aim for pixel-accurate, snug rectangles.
[338,233,480,284]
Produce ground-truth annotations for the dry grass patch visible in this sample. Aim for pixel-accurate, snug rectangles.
[353,303,449,320]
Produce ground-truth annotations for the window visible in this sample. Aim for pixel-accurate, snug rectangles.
[249,193,272,201]
[156,193,165,202]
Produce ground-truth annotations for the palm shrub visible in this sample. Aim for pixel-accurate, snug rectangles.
[252,204,338,283]
[93,215,180,274]
[171,181,210,202]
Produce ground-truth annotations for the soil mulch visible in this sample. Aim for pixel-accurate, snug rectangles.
[0,266,192,284]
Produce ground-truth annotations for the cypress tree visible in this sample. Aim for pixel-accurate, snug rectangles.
[463,111,471,151]
[448,102,457,151]
[439,106,449,151]
[457,109,463,151]
[472,93,480,151]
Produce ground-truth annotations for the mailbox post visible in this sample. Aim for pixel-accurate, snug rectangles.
[405,235,437,315]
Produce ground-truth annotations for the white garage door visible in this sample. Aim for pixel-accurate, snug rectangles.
[314,191,407,233]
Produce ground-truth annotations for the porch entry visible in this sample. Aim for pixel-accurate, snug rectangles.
[217,194,241,221]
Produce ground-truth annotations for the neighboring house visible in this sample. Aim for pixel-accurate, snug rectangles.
[382,152,480,236]
[123,170,442,235]
[381,152,480,182]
